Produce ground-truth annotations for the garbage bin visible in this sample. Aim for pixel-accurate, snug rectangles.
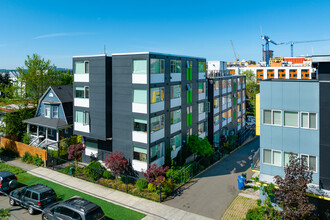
[70,166,75,175]
[237,175,246,190]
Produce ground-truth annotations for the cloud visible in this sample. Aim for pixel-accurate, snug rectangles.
[33,32,94,40]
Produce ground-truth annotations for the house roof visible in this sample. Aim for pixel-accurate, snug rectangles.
[50,85,73,103]
[23,116,69,129]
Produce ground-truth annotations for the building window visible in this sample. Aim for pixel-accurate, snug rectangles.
[170,134,182,151]
[198,62,206,73]
[198,102,205,114]
[222,80,227,89]
[284,111,298,127]
[150,142,164,162]
[198,82,206,94]
[170,60,181,73]
[45,105,50,118]
[214,80,219,90]
[75,86,89,99]
[301,112,317,129]
[170,110,181,124]
[301,154,317,172]
[263,149,281,166]
[263,109,282,126]
[150,87,164,103]
[133,89,147,104]
[228,94,232,105]
[74,61,89,74]
[133,59,147,74]
[214,98,219,109]
[284,152,298,166]
[198,122,206,134]
[133,118,147,132]
[52,106,58,118]
[214,115,219,126]
[75,110,89,125]
[133,147,147,162]
[150,59,165,74]
[171,85,181,99]
[150,115,165,133]
[228,79,232,88]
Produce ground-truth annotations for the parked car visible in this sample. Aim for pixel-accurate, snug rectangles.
[9,184,57,215]
[42,196,105,220]
[0,171,17,193]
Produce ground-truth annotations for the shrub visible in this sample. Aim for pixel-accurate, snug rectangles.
[245,207,266,220]
[161,179,175,196]
[21,152,32,163]
[21,152,43,166]
[83,161,105,181]
[0,147,19,158]
[22,132,31,145]
[148,183,155,192]
[103,170,114,179]
[136,178,148,192]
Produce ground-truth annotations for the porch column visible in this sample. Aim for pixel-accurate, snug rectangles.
[45,128,48,140]
[27,124,30,134]
[56,130,59,142]
[37,126,39,138]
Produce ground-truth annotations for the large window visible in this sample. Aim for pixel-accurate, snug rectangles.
[198,62,206,72]
[214,80,219,90]
[284,152,298,166]
[150,142,164,162]
[75,110,89,125]
[301,112,317,129]
[198,122,206,134]
[74,61,89,74]
[263,149,281,166]
[150,59,165,74]
[150,115,165,133]
[52,106,58,118]
[222,80,227,88]
[301,154,317,172]
[170,134,182,150]
[171,85,181,99]
[214,98,219,109]
[214,115,219,126]
[133,89,147,104]
[133,118,147,132]
[133,147,147,162]
[198,102,205,114]
[171,110,181,124]
[228,94,232,104]
[170,60,181,73]
[263,109,282,125]
[198,82,206,94]
[284,111,298,127]
[45,105,50,118]
[75,86,89,99]
[228,79,232,88]
[133,59,147,74]
[150,87,164,103]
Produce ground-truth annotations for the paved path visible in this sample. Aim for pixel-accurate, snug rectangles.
[164,137,260,220]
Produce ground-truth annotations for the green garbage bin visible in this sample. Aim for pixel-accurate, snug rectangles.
[70,166,75,175]
[251,163,254,169]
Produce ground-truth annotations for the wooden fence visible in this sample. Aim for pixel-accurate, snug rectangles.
[1,137,47,162]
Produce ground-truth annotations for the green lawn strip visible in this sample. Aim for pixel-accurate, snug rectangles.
[0,163,145,220]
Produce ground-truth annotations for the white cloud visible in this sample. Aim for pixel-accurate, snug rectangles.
[33,32,94,40]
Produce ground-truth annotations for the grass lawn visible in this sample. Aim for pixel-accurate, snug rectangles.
[221,196,258,220]
[0,162,146,220]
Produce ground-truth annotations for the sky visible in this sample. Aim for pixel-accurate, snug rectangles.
[1,0,330,69]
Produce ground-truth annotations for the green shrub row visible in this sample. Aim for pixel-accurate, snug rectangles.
[21,152,44,166]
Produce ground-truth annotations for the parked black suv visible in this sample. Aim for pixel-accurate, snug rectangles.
[9,184,57,215]
[0,171,17,193]
[42,196,105,220]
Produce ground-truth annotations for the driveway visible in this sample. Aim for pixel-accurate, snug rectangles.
[164,137,260,219]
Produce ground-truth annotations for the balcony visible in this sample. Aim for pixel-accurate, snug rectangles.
[199,132,206,139]
[150,74,164,84]
[151,156,165,167]
[74,74,89,83]
[243,84,246,89]
[150,101,164,113]
[132,103,147,114]
[170,98,181,108]
[214,124,220,132]
[74,122,89,133]
[170,122,181,134]
[222,88,227,94]
[171,146,182,159]
[222,103,227,111]
[238,124,241,131]
[170,73,181,82]
[228,117,232,123]
[228,87,232,93]
[198,93,206,101]
[238,98,241,104]
[228,102,232,108]
[222,119,227,127]
[238,111,241,117]
[132,131,148,144]
[243,109,246,114]
[243,96,245,101]
[214,107,220,115]
[132,160,147,172]
[198,72,205,80]
[238,85,241,90]
[198,112,206,121]
[151,128,165,143]
[74,98,89,108]
[132,74,147,84]
[214,89,220,97]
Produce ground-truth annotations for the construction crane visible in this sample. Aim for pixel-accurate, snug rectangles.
[230,40,239,62]
[282,39,330,57]
[261,35,283,66]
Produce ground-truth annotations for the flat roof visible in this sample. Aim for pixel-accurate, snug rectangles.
[261,79,319,83]
[310,55,330,63]
[111,51,206,59]
[72,54,108,58]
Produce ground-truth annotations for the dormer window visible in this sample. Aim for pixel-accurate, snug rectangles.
[45,105,50,118]
[53,106,58,118]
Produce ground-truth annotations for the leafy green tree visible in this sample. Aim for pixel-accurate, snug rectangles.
[0,208,10,220]
[243,70,260,116]
[59,70,73,85]
[187,135,214,158]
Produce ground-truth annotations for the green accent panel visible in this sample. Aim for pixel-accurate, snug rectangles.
[187,91,189,103]
[190,68,192,80]
[233,97,237,105]
[190,113,192,125]
[233,82,237,91]
[233,111,237,120]
[75,62,85,74]
[134,147,147,154]
[187,69,189,81]
[190,91,192,103]
[187,114,190,127]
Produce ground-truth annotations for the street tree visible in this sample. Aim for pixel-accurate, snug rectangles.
[187,135,214,158]
[105,151,128,180]
[68,143,85,167]
[243,70,260,116]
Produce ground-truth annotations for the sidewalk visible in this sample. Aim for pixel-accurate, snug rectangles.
[4,158,212,220]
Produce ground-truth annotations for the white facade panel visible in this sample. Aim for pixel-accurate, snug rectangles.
[74,98,90,108]
[74,122,90,133]
[132,131,148,144]
[132,103,147,114]
[74,74,89,82]
[132,74,147,84]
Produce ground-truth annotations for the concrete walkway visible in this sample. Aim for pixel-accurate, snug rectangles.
[164,137,260,220]
[2,158,212,220]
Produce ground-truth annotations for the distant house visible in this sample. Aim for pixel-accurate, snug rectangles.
[23,85,73,149]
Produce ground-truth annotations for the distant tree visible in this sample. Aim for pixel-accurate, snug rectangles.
[243,70,260,116]
[59,70,73,85]
[68,143,85,166]
[105,151,128,180]
[187,135,214,158]
[143,164,168,185]
[0,208,10,220]
[274,154,317,219]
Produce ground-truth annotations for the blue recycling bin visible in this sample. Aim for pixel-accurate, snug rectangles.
[237,175,246,190]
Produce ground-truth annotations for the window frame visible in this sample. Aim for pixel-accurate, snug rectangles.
[300,112,317,130]
[150,58,165,74]
[74,61,89,74]
[170,85,181,99]
[263,109,282,126]
[263,148,282,167]
[52,106,59,119]
[283,111,299,128]
[132,59,147,74]
[300,153,317,173]
[283,152,298,167]
[45,105,51,118]
[170,60,182,74]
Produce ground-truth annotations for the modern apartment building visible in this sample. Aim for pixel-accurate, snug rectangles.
[258,56,330,215]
